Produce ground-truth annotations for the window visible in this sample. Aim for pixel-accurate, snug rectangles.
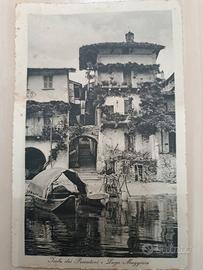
[44,117,51,128]
[123,70,131,85]
[125,134,134,151]
[106,105,114,114]
[43,75,53,89]
[124,99,132,114]
[169,132,176,153]
[74,85,80,99]
[105,160,115,175]
[164,102,168,112]
[135,164,143,182]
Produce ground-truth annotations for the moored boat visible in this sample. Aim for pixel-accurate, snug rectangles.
[26,167,109,213]
[26,168,86,213]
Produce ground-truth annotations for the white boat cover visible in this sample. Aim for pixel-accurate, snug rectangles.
[27,168,78,199]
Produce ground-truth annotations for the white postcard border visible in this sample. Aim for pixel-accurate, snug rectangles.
[12,1,188,269]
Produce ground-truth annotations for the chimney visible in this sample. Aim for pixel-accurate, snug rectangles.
[125,31,134,43]
[160,71,165,80]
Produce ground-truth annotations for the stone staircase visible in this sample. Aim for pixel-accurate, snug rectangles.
[72,142,103,183]
[78,143,95,168]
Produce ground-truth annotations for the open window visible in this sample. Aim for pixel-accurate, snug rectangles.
[124,99,132,114]
[125,133,134,151]
[169,132,176,153]
[123,70,132,85]
[106,105,114,114]
[135,164,143,182]
[74,85,80,99]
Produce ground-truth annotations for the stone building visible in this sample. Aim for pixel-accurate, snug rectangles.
[78,32,176,183]
[25,33,176,184]
[25,68,76,179]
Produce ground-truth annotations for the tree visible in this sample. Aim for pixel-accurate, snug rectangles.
[129,81,175,136]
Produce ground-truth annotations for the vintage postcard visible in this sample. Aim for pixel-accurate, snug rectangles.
[13,1,188,269]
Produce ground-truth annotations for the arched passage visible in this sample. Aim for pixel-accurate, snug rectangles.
[69,136,97,170]
[25,147,46,179]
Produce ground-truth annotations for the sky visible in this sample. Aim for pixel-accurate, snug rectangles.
[28,11,174,84]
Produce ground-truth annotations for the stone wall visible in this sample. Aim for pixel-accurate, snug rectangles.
[69,125,99,142]
[131,72,155,88]
[104,94,140,114]
[134,133,151,154]
[97,128,126,172]
[27,74,69,102]
[96,128,176,183]
[114,158,157,183]
[25,140,68,169]
[26,117,44,137]
[26,114,67,137]
[156,154,176,183]
[97,52,157,65]
[97,71,123,85]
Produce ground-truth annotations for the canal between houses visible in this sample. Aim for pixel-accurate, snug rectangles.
[25,194,177,258]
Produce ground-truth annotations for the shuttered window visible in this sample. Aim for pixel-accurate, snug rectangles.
[43,75,53,89]
[135,164,143,182]
[169,132,176,153]
[124,99,132,114]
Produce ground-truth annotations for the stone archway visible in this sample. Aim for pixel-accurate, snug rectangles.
[25,147,46,179]
[69,136,98,170]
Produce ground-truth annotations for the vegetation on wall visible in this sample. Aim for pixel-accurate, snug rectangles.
[69,125,85,141]
[97,63,160,74]
[103,148,157,182]
[94,85,139,99]
[26,100,70,117]
[93,79,175,135]
[128,81,175,136]
[79,42,164,70]
[103,112,128,123]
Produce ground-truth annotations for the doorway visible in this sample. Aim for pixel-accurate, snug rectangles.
[69,136,97,170]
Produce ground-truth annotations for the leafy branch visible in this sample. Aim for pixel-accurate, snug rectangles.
[128,81,175,136]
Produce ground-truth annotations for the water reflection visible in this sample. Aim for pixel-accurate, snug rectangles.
[25,194,177,257]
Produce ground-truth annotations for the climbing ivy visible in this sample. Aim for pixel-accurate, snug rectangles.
[69,125,85,141]
[103,148,157,181]
[103,112,128,123]
[128,81,175,136]
[26,100,70,117]
[79,42,164,70]
[97,63,160,74]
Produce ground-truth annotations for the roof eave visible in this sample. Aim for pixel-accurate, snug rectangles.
[27,68,76,76]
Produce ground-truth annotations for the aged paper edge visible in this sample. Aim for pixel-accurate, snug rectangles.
[12,0,188,269]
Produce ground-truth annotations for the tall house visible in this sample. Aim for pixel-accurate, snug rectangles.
[26,68,76,179]
[27,68,76,102]
[79,33,176,183]
[26,68,76,138]
[79,32,164,118]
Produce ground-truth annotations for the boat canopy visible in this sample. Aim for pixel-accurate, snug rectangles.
[27,168,86,199]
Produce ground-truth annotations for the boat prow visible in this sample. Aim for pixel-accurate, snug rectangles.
[52,195,76,213]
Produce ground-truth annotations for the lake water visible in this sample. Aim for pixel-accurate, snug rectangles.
[25,194,177,257]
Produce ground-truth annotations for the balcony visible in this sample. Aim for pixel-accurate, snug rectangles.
[98,81,129,89]
[101,113,131,129]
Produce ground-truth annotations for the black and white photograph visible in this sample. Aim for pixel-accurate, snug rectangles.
[13,2,187,269]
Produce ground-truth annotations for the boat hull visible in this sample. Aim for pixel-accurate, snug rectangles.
[32,195,76,214]
[79,193,109,212]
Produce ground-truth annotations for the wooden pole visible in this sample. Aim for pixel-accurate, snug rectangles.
[50,116,53,168]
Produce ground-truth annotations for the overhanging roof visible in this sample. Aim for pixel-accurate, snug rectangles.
[79,42,165,70]
[28,68,76,76]
[81,42,165,52]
